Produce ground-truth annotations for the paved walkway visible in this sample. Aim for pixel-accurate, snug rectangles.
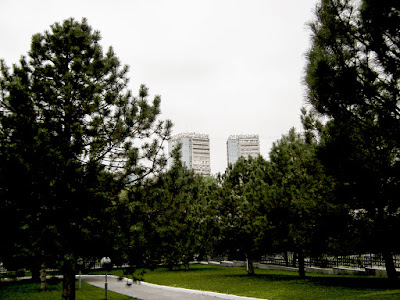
[81,275,265,300]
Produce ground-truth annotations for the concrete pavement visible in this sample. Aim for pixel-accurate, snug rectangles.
[81,275,266,300]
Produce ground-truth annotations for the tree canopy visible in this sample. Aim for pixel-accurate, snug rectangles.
[217,155,271,275]
[305,0,400,278]
[0,18,171,299]
[268,128,336,277]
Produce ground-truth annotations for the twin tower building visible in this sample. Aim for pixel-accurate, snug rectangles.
[168,133,260,176]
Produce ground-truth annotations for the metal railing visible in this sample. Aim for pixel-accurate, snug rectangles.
[258,254,400,269]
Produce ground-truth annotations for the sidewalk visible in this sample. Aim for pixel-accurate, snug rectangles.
[81,275,266,300]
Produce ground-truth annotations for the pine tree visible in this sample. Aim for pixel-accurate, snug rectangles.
[305,0,400,278]
[0,18,172,299]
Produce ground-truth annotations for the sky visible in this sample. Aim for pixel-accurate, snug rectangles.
[0,0,318,174]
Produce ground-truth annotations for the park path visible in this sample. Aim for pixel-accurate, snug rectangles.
[81,275,265,300]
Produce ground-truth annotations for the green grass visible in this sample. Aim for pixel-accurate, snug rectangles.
[0,279,136,300]
[0,271,32,279]
[92,264,400,300]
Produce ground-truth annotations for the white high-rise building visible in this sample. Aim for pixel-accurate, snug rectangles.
[227,134,260,167]
[168,133,211,176]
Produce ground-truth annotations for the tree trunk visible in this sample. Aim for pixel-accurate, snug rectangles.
[284,251,289,267]
[185,263,190,271]
[376,207,398,279]
[246,257,255,275]
[62,258,76,300]
[292,252,297,268]
[31,262,40,282]
[298,250,306,278]
[383,250,398,279]
[40,262,47,290]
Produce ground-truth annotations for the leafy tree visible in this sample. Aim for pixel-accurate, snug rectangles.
[119,145,214,271]
[268,128,335,278]
[0,18,171,299]
[217,156,272,275]
[301,108,361,257]
[305,0,400,278]
[194,175,222,261]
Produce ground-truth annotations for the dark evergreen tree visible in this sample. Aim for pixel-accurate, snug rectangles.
[217,156,272,275]
[305,0,400,278]
[268,128,335,278]
[119,145,214,271]
[0,18,171,299]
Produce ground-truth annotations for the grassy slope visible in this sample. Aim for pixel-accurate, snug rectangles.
[97,264,400,300]
[0,279,135,300]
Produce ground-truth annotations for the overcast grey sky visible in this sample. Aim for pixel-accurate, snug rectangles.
[1,0,318,174]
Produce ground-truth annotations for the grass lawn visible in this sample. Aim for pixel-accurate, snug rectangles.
[91,264,400,300]
[0,278,136,300]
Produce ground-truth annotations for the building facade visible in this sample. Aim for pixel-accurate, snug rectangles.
[168,133,211,176]
[227,134,260,166]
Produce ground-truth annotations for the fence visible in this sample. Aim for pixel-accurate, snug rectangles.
[258,254,400,269]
